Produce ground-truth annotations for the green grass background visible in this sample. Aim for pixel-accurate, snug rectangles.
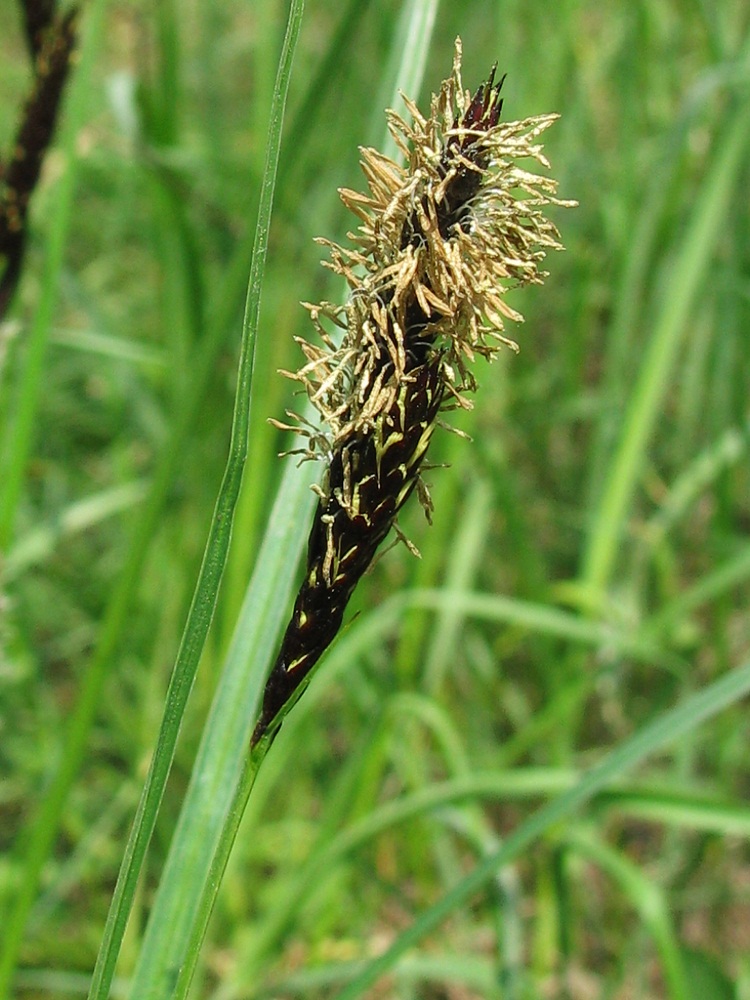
[1,0,750,997]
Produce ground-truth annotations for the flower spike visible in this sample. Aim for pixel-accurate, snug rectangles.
[252,38,574,747]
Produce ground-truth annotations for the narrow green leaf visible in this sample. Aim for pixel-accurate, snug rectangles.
[332,660,750,998]
[581,72,750,599]
[124,4,307,996]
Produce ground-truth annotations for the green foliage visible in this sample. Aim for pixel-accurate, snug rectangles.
[1,1,750,998]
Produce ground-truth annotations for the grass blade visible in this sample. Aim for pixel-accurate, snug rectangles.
[85,32,276,992]
[123,4,307,996]
[333,660,750,998]
[580,70,750,599]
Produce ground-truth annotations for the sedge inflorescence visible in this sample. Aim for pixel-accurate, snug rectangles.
[282,37,569,456]
[254,39,572,745]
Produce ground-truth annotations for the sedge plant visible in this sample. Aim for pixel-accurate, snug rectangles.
[113,30,575,1000]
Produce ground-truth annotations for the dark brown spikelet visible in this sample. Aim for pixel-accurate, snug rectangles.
[253,360,443,743]
[252,39,573,746]
[0,5,79,319]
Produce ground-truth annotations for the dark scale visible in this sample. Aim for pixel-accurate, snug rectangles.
[252,68,504,746]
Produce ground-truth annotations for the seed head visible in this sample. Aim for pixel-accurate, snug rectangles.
[255,39,573,745]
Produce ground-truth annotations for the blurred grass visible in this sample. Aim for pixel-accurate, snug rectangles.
[1,0,750,998]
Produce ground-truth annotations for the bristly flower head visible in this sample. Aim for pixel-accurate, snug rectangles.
[254,40,573,745]
[280,37,573,457]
